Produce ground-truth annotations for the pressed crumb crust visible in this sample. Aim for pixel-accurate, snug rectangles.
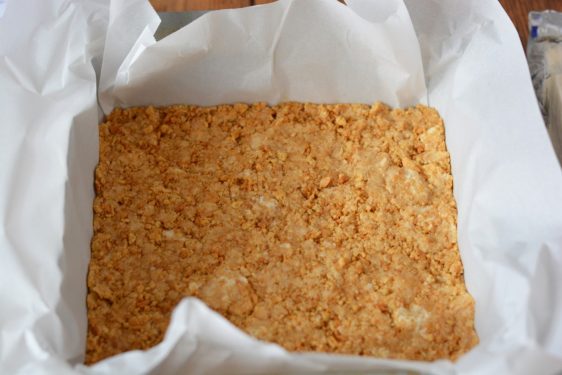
[86,102,478,364]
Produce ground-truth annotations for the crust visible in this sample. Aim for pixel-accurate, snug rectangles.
[86,102,478,364]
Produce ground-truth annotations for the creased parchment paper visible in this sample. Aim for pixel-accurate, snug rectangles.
[1,0,562,374]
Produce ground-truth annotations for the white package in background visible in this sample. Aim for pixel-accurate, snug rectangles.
[528,10,562,165]
[1,0,562,375]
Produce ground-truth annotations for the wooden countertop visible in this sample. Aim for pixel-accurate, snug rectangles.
[150,0,562,48]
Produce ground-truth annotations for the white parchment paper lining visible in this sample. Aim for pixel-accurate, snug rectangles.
[1,0,561,374]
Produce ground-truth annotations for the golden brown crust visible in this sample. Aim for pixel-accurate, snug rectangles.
[86,102,478,364]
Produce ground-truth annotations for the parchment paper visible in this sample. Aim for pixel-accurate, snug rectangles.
[1,0,562,374]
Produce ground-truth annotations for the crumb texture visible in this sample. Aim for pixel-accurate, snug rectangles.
[86,102,478,364]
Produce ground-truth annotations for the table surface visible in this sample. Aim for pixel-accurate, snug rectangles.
[150,0,562,48]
